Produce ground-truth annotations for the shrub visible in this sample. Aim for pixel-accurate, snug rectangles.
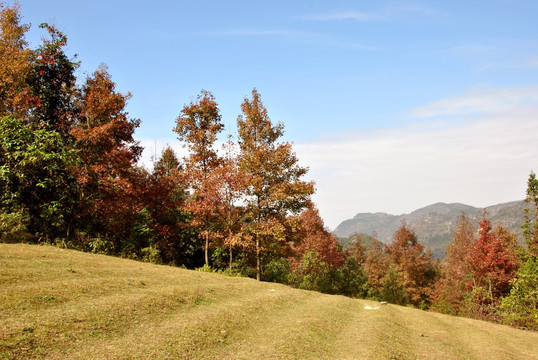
[0,210,29,242]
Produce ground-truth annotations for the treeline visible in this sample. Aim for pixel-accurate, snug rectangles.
[1,4,536,330]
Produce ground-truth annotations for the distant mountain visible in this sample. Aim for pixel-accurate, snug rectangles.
[334,201,526,259]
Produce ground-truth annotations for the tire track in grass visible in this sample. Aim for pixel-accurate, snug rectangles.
[202,291,370,360]
[65,284,315,359]
[2,276,258,359]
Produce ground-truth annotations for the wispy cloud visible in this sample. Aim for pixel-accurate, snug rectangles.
[300,11,387,22]
[203,29,311,37]
[411,86,538,118]
[432,40,538,72]
[299,3,441,22]
[203,28,383,51]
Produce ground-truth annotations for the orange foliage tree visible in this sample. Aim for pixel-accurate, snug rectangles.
[363,239,388,297]
[432,213,476,314]
[0,2,35,118]
[385,223,437,306]
[174,90,225,266]
[464,215,519,319]
[290,203,345,271]
[71,64,142,252]
[237,89,314,280]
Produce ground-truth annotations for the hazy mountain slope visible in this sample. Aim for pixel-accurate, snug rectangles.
[1,244,537,360]
[334,200,526,258]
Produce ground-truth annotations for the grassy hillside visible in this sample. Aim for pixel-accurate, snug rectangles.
[1,244,537,359]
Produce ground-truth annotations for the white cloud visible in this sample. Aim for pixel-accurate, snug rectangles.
[296,86,538,230]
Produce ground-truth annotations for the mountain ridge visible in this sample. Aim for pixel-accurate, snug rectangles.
[334,200,526,258]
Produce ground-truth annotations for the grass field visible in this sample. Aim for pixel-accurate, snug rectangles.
[1,243,537,359]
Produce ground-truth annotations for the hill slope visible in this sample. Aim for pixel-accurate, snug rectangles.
[1,244,537,360]
[334,201,526,258]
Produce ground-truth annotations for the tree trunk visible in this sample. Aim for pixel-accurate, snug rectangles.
[256,232,261,281]
[229,245,233,271]
[205,233,209,266]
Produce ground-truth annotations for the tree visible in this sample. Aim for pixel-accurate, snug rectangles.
[28,23,78,136]
[290,203,345,271]
[385,223,436,307]
[350,235,367,267]
[363,238,388,298]
[142,147,199,267]
[213,139,249,270]
[237,89,314,280]
[433,213,476,314]
[154,145,181,176]
[0,116,77,241]
[464,215,519,319]
[174,90,224,266]
[499,171,538,329]
[0,2,35,118]
[522,171,538,254]
[71,65,142,252]
[499,256,538,330]
[469,216,519,298]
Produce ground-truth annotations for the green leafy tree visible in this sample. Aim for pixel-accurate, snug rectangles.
[381,265,407,305]
[498,171,538,329]
[522,171,538,254]
[237,89,314,280]
[499,258,538,330]
[29,23,78,136]
[0,116,77,241]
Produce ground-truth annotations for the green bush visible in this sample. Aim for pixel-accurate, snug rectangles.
[0,210,29,243]
[499,257,538,330]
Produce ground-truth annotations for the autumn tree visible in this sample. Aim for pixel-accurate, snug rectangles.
[290,203,345,271]
[174,90,224,266]
[433,213,476,314]
[0,3,35,118]
[154,145,181,176]
[363,239,388,297]
[212,139,249,270]
[71,64,142,253]
[237,89,314,280]
[140,147,199,266]
[0,8,78,241]
[464,215,519,319]
[385,223,437,307]
[350,234,367,267]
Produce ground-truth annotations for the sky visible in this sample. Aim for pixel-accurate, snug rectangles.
[12,0,538,229]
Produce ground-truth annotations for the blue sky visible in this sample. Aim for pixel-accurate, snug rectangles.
[14,0,538,229]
